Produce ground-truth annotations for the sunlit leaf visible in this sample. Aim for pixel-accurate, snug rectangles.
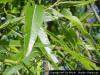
[25,3,44,56]
[4,65,23,75]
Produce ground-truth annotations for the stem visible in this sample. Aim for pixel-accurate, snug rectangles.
[90,2,100,23]
[22,62,34,75]
[45,0,61,11]
[43,57,49,75]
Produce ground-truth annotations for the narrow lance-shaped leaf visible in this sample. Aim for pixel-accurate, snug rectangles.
[0,0,12,3]
[44,29,99,70]
[0,17,23,30]
[51,8,84,32]
[65,36,97,69]
[3,65,23,75]
[38,28,58,70]
[38,28,58,63]
[25,3,44,56]
[0,40,21,47]
[56,0,96,6]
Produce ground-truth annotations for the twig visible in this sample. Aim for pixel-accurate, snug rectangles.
[58,53,69,66]
[90,2,100,23]
[45,0,61,11]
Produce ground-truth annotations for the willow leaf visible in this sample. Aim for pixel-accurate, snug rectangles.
[4,65,23,75]
[57,0,96,6]
[25,3,44,56]
[0,0,12,3]
[38,28,58,63]
[0,17,23,30]
[51,8,84,32]
[44,29,99,70]
[0,40,21,47]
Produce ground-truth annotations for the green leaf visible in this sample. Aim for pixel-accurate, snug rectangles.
[0,0,12,3]
[86,24,100,27]
[40,47,59,70]
[4,65,23,75]
[38,28,58,63]
[43,12,54,22]
[8,29,23,38]
[0,40,21,47]
[22,48,40,65]
[44,29,99,70]
[57,0,96,6]
[34,43,53,47]
[51,8,85,33]
[0,17,23,30]
[80,11,94,22]
[25,3,44,56]
[36,61,42,75]
[65,16,84,32]
[61,9,72,16]
[10,46,19,53]
[4,59,17,65]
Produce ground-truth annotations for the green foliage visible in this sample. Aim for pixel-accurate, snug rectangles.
[25,2,45,56]
[0,0,100,75]
[0,0,12,3]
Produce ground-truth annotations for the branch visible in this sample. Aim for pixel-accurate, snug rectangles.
[91,2,100,23]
